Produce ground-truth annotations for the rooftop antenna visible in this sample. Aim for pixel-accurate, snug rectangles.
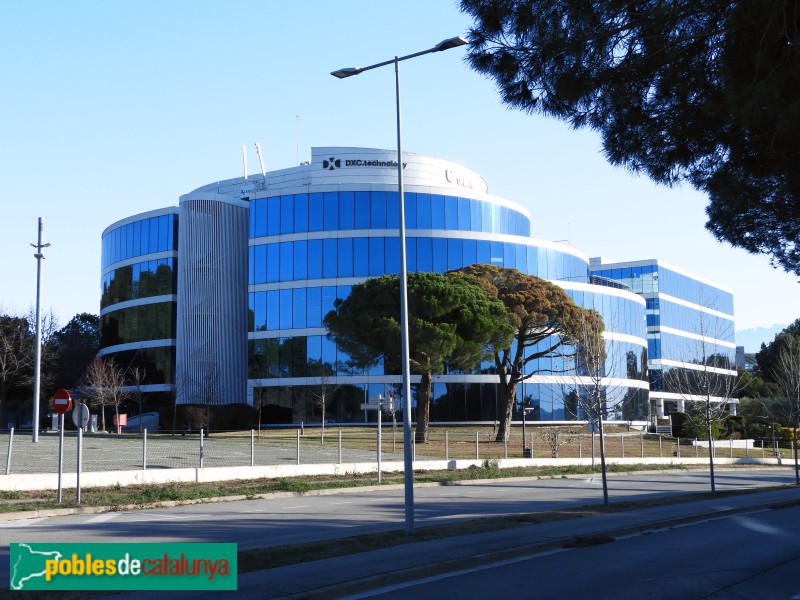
[241,145,248,180]
[296,114,300,166]
[254,142,266,180]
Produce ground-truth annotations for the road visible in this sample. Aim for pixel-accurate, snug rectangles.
[0,468,796,595]
[348,501,800,599]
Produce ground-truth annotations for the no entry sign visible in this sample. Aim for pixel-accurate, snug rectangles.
[53,389,72,415]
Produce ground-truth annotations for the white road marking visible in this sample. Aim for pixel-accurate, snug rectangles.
[0,518,47,528]
[84,513,120,524]
[126,513,212,522]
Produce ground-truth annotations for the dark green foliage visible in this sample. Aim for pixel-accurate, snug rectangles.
[756,318,800,383]
[324,272,512,441]
[46,312,99,393]
[461,0,800,274]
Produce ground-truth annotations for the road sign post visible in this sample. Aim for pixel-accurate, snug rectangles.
[52,390,72,505]
[361,394,390,482]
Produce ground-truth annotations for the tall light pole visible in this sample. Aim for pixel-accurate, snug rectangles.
[332,35,467,536]
[31,217,51,443]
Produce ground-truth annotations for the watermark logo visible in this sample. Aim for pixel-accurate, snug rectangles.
[10,543,237,591]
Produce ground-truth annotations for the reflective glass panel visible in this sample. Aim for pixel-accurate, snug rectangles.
[322,238,337,278]
[307,239,322,279]
[353,238,369,276]
[339,191,354,230]
[308,193,323,231]
[323,192,338,230]
[267,197,280,236]
[279,289,292,329]
[371,191,386,229]
[354,192,370,229]
[338,238,353,277]
[280,195,294,234]
[293,241,307,280]
[294,193,308,233]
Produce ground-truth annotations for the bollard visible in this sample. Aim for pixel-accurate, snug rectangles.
[677,437,681,458]
[296,429,301,465]
[504,434,508,459]
[251,429,255,467]
[200,429,205,469]
[475,431,479,460]
[579,435,582,459]
[530,432,534,458]
[641,434,644,458]
[57,414,65,504]
[730,438,733,459]
[621,435,625,458]
[659,435,662,458]
[143,429,148,470]
[695,439,698,458]
[5,427,13,475]
[445,430,449,462]
[77,428,83,503]
[338,429,342,464]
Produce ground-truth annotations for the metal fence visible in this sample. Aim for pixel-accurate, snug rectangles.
[0,427,795,475]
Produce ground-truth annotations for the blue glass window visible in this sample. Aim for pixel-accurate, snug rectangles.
[322,238,337,278]
[477,240,490,265]
[253,199,266,237]
[267,197,280,236]
[458,197,470,231]
[516,245,527,272]
[354,238,369,276]
[432,238,447,273]
[431,195,445,229]
[307,239,322,279]
[307,335,322,364]
[293,289,307,328]
[322,286,337,322]
[279,242,293,281]
[447,239,462,270]
[158,216,169,251]
[404,193,417,229]
[504,243,516,269]
[279,289,293,330]
[149,218,159,253]
[280,195,293,234]
[527,247,538,277]
[463,239,477,267]
[417,194,431,228]
[338,238,353,277]
[266,290,279,330]
[308,193,323,232]
[385,237,399,275]
[266,244,279,283]
[254,291,266,331]
[481,202,492,233]
[470,200,481,232]
[294,194,308,233]
[339,191,354,230]
[307,287,322,328]
[132,221,141,256]
[369,238,384,276]
[386,191,399,229]
[445,196,458,230]
[323,192,338,230]
[354,192,370,229]
[406,237,417,272]
[490,241,504,266]
[371,191,387,229]
[293,241,307,280]
[253,245,266,284]
[416,237,432,272]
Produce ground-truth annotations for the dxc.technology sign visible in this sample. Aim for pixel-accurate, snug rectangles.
[322,157,407,171]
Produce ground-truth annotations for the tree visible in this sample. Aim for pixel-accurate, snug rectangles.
[46,313,99,395]
[450,265,601,442]
[769,335,800,486]
[324,272,512,443]
[0,313,34,413]
[306,359,340,445]
[665,311,742,493]
[81,357,128,432]
[460,1,800,274]
[126,366,147,433]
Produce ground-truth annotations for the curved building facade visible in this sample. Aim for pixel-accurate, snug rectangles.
[99,147,661,423]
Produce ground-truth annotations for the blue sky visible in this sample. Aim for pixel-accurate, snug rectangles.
[1,0,796,348]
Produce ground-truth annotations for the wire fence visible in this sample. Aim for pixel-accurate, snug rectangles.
[0,426,795,475]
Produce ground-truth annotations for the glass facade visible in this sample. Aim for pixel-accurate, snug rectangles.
[99,210,179,392]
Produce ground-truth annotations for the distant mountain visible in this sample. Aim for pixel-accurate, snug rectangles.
[736,325,787,352]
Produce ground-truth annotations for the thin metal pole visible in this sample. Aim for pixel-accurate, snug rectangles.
[143,429,147,470]
[621,435,625,458]
[659,435,662,458]
[677,437,681,458]
[57,414,64,504]
[250,429,255,467]
[579,434,582,459]
[76,427,83,503]
[338,429,342,463]
[395,57,415,536]
[377,409,382,483]
[641,434,644,458]
[5,428,13,475]
[200,428,204,469]
[31,218,49,443]
[296,429,301,465]
[695,439,698,458]
[475,430,479,460]
[730,438,733,459]
[445,430,449,461]
[504,434,508,459]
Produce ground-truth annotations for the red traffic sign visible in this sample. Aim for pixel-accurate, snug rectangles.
[53,389,72,415]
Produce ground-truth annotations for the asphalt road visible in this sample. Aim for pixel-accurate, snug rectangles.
[348,500,800,599]
[0,467,796,595]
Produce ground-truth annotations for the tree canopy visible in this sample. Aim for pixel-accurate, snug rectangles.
[451,264,602,441]
[461,1,800,274]
[323,272,512,442]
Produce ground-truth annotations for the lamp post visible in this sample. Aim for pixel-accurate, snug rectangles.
[30,218,51,443]
[332,35,467,535]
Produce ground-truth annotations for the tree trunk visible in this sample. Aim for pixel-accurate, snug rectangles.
[706,398,716,493]
[415,371,432,443]
[494,361,517,442]
[597,411,609,507]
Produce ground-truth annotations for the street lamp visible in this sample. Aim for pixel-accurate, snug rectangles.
[332,35,467,535]
[30,217,51,443]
